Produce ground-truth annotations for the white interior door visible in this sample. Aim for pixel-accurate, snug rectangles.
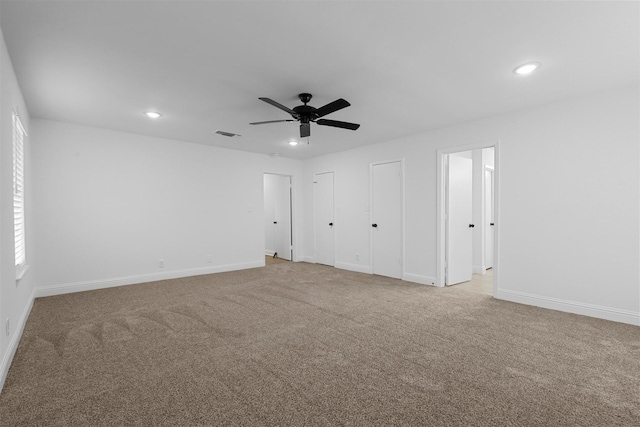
[314,172,334,266]
[446,155,473,285]
[274,175,292,260]
[372,161,402,279]
[264,175,277,256]
[484,168,494,269]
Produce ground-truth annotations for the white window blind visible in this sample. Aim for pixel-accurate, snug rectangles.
[13,110,26,267]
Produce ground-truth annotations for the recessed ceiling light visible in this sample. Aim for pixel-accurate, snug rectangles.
[288,140,298,146]
[144,111,162,119]
[513,62,541,75]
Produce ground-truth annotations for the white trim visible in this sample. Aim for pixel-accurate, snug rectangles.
[35,261,264,298]
[334,261,371,274]
[498,289,640,326]
[403,273,437,286]
[265,250,276,257]
[0,289,35,392]
[302,256,315,263]
[15,264,29,282]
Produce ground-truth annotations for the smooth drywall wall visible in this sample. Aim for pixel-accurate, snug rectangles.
[0,26,34,390]
[303,84,639,324]
[31,120,304,295]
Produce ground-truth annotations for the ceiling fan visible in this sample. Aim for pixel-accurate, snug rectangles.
[250,93,360,138]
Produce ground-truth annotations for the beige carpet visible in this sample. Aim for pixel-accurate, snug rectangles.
[1,262,638,426]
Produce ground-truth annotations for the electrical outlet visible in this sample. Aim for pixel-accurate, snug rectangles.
[5,319,10,336]
[158,259,165,268]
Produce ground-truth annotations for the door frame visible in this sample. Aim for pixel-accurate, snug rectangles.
[263,172,295,261]
[436,141,500,295]
[313,171,336,266]
[369,159,405,278]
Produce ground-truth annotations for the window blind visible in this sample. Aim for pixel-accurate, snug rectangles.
[13,111,26,267]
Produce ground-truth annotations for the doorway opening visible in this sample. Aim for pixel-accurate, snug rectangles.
[436,142,498,296]
[264,173,293,262]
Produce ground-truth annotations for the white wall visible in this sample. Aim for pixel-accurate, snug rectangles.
[303,84,639,325]
[31,120,304,295]
[0,27,35,389]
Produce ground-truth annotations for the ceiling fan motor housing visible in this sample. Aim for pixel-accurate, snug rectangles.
[293,105,317,122]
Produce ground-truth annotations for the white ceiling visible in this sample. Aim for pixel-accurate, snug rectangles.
[1,1,638,159]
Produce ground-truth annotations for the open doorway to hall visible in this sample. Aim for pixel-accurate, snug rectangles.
[438,145,497,296]
[264,173,293,262]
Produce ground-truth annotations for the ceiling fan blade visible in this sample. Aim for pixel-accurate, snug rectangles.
[315,98,350,118]
[250,120,295,125]
[316,119,360,130]
[259,97,297,116]
[300,122,311,138]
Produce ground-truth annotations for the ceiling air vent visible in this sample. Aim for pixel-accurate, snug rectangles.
[215,130,241,138]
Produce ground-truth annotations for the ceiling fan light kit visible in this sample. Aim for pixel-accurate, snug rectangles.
[251,93,360,138]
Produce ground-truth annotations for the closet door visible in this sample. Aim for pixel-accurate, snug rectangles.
[446,155,473,285]
[371,161,402,279]
[314,172,334,266]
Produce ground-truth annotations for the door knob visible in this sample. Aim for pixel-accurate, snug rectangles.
[329,222,333,226]
[372,223,378,228]
[468,224,475,228]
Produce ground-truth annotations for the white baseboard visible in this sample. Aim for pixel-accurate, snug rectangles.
[265,250,275,256]
[497,289,640,326]
[0,289,35,392]
[334,262,371,274]
[332,263,436,286]
[403,273,437,286]
[35,261,265,298]
[302,256,315,263]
